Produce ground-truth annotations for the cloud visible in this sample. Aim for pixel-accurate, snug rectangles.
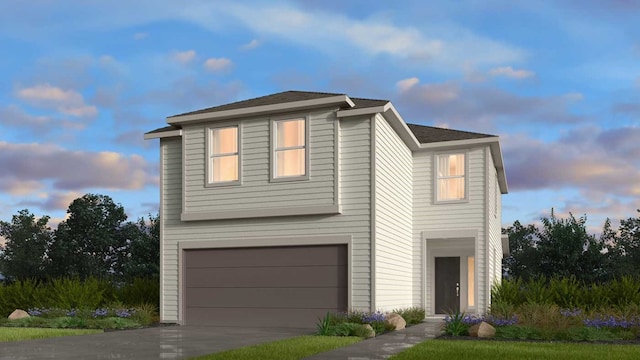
[0,105,87,133]
[203,57,233,72]
[133,32,147,40]
[0,179,43,195]
[504,128,640,197]
[396,77,420,92]
[0,142,157,192]
[16,83,98,118]
[395,80,585,129]
[141,77,243,111]
[489,66,535,79]
[241,39,260,50]
[171,50,197,64]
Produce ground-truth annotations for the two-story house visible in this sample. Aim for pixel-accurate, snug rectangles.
[145,90,508,328]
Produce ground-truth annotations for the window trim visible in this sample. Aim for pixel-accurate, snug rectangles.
[270,115,310,182]
[434,150,469,204]
[205,123,241,187]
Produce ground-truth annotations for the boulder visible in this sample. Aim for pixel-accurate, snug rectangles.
[362,324,375,338]
[468,321,496,338]
[8,309,30,320]
[384,313,407,331]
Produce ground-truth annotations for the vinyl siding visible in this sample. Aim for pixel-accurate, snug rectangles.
[160,117,373,322]
[373,114,413,310]
[487,150,503,293]
[182,108,337,215]
[413,147,487,313]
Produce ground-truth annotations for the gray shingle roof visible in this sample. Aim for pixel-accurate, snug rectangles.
[169,90,383,118]
[148,91,495,144]
[407,123,495,143]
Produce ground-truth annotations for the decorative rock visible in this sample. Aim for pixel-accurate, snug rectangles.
[362,324,375,338]
[468,321,496,338]
[384,313,407,330]
[8,309,30,320]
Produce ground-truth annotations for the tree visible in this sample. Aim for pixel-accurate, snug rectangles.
[117,214,160,280]
[606,210,640,278]
[48,194,128,279]
[0,209,52,282]
[502,210,609,283]
[502,221,538,280]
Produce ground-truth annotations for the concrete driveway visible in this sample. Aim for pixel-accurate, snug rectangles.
[0,325,311,359]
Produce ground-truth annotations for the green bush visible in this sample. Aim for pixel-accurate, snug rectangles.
[393,307,425,325]
[443,311,468,336]
[116,277,159,307]
[49,277,106,310]
[493,276,640,310]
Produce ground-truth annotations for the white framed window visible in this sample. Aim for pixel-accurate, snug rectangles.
[207,125,240,185]
[272,117,308,180]
[435,152,467,202]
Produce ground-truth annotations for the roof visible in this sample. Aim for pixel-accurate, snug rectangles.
[406,123,495,143]
[147,91,494,144]
[169,91,389,118]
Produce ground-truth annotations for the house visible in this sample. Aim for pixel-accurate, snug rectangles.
[144,90,509,328]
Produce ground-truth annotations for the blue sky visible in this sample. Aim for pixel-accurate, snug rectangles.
[1,0,639,233]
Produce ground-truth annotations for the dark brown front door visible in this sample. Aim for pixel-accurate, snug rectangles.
[435,257,460,314]
[183,244,348,328]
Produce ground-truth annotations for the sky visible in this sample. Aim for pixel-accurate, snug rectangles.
[0,0,639,234]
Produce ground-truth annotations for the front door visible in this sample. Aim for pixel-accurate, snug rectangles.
[435,257,460,314]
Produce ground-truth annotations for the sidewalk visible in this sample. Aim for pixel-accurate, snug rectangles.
[305,319,444,359]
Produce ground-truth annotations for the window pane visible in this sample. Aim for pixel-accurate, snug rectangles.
[468,256,475,307]
[212,155,238,182]
[438,178,465,201]
[276,119,305,148]
[212,127,237,154]
[275,148,305,177]
[438,154,465,176]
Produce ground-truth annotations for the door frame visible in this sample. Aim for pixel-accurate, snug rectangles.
[422,229,478,315]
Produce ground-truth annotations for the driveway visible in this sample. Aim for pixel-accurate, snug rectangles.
[0,325,311,359]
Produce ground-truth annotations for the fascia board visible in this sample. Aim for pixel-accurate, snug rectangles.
[167,95,354,124]
[144,129,182,140]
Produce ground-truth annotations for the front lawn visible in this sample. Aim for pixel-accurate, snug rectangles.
[390,339,640,360]
[0,327,102,342]
[190,335,362,360]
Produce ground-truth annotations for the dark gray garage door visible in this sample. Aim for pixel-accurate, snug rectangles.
[184,244,348,328]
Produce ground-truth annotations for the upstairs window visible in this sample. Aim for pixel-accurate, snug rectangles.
[273,118,307,179]
[208,125,239,184]
[436,152,466,202]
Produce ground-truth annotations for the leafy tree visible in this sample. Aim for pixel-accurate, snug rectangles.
[118,214,160,280]
[606,210,640,278]
[502,210,609,283]
[0,209,52,282]
[48,194,128,280]
[502,221,538,280]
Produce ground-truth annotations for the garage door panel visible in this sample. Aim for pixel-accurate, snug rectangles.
[186,265,347,288]
[184,244,348,328]
[185,308,337,328]
[185,287,347,308]
[185,245,347,268]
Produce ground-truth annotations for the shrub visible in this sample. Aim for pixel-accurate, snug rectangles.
[444,311,468,336]
[393,307,425,325]
[48,277,105,310]
[116,277,159,307]
[316,312,333,336]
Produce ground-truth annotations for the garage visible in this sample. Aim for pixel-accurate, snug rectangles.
[183,244,348,328]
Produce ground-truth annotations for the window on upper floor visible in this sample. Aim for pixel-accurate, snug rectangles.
[272,118,308,180]
[436,152,467,202]
[208,125,239,185]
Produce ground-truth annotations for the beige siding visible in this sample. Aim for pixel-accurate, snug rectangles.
[413,147,487,313]
[182,109,337,214]
[160,117,373,322]
[373,114,413,310]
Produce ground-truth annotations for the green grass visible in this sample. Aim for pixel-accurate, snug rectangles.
[0,327,102,342]
[390,339,640,360]
[190,335,362,360]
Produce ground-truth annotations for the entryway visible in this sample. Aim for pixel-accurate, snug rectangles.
[435,257,460,314]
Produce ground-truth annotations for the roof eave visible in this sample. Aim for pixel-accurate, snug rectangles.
[144,129,183,140]
[167,95,355,125]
